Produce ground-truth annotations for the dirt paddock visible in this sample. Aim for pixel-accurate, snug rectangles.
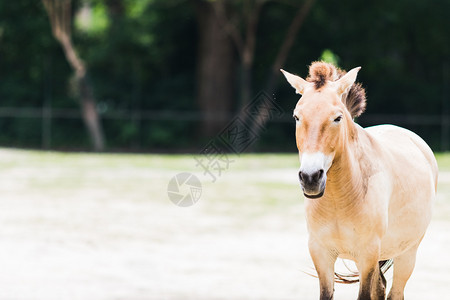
[0,150,448,299]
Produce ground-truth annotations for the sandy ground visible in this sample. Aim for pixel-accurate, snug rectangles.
[0,150,448,299]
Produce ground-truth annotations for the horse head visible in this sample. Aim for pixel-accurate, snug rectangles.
[281,62,366,199]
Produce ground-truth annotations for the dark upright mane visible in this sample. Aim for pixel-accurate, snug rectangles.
[306,61,367,118]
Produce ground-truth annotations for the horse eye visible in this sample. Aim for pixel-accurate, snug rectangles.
[334,115,343,123]
[293,115,300,121]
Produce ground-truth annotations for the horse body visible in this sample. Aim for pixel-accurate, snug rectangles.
[368,125,437,260]
[281,62,437,300]
[306,123,436,260]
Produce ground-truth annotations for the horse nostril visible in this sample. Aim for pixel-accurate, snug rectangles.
[298,171,305,182]
[315,169,324,181]
[312,169,324,182]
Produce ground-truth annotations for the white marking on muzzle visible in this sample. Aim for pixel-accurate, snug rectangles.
[300,152,333,174]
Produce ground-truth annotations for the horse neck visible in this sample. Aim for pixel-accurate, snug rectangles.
[325,124,370,205]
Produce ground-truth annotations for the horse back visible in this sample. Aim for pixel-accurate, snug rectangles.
[364,124,438,191]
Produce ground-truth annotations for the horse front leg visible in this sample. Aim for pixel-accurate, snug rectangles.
[356,249,386,300]
[309,238,337,300]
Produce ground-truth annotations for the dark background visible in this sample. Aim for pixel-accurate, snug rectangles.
[0,0,448,152]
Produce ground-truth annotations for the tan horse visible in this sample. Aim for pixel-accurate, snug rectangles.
[281,62,438,300]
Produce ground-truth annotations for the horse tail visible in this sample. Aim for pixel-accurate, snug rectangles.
[334,259,394,284]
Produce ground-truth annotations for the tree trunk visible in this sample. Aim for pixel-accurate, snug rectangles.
[42,0,105,151]
[60,33,105,152]
[195,0,236,138]
[78,76,105,151]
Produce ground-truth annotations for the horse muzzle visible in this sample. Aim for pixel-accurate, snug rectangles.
[298,169,326,199]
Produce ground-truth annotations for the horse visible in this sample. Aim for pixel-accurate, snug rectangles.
[281,62,438,300]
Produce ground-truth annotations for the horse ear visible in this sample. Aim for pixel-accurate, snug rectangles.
[280,69,309,95]
[334,67,361,96]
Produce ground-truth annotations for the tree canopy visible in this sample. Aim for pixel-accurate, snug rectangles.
[0,0,448,151]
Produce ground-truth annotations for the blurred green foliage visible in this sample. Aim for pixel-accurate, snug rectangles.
[0,0,448,151]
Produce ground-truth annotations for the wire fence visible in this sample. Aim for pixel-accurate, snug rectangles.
[0,106,448,151]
